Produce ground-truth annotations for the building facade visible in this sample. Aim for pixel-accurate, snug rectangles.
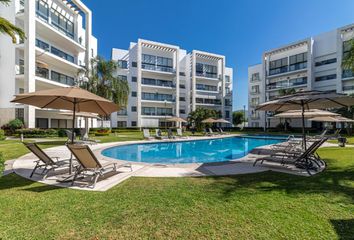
[248,23,354,128]
[111,39,233,128]
[0,0,98,128]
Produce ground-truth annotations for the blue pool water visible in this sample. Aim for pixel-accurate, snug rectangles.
[101,136,286,164]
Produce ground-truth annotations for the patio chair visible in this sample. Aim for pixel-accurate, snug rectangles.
[67,144,132,188]
[328,129,341,140]
[167,128,176,139]
[176,128,188,139]
[308,129,328,140]
[143,129,154,140]
[24,142,71,179]
[79,128,100,144]
[155,129,167,139]
[218,128,228,135]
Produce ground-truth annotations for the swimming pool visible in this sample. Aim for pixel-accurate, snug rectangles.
[101,136,286,164]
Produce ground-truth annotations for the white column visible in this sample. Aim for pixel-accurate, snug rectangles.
[221,57,226,118]
[136,40,142,127]
[175,49,180,117]
[191,52,196,111]
[85,10,92,72]
[24,0,36,128]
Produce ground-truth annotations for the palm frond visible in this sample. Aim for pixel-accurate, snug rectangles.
[342,39,354,72]
[0,17,26,43]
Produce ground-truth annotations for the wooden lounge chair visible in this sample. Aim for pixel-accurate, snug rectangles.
[143,129,153,140]
[24,142,71,179]
[67,144,132,188]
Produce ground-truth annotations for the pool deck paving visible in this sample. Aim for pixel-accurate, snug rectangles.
[5,134,333,191]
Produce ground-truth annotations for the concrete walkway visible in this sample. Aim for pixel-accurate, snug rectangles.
[6,135,331,191]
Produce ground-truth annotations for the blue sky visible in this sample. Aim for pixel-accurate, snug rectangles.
[84,0,354,111]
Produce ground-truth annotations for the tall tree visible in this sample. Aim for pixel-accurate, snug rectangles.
[0,0,26,43]
[232,111,244,126]
[342,39,354,74]
[79,56,130,109]
[278,88,296,96]
[188,108,220,131]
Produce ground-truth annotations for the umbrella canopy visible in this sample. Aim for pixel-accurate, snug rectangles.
[273,109,339,119]
[214,118,231,124]
[11,87,118,116]
[11,87,119,174]
[202,118,217,123]
[165,117,187,123]
[309,116,354,123]
[256,90,354,149]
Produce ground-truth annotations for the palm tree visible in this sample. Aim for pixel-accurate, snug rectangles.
[278,88,296,96]
[79,56,130,109]
[0,0,26,43]
[342,39,354,74]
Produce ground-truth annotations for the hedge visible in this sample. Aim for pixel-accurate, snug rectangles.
[15,128,58,138]
[0,129,5,140]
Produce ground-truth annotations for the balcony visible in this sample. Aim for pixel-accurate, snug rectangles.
[196,84,218,92]
[117,109,128,116]
[141,78,175,88]
[250,91,260,95]
[342,69,354,79]
[343,85,354,92]
[141,63,174,74]
[250,116,260,120]
[268,63,307,78]
[196,98,222,106]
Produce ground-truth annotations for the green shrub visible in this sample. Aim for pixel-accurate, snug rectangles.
[15,128,58,138]
[58,129,67,137]
[0,151,4,172]
[0,129,5,140]
[94,132,110,136]
[1,118,24,135]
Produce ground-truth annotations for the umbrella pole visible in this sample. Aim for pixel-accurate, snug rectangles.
[301,103,307,150]
[69,99,77,174]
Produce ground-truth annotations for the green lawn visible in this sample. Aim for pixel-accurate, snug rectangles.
[0,146,353,239]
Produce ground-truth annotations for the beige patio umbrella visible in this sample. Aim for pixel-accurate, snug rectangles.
[202,118,217,123]
[214,118,231,124]
[256,90,354,149]
[166,117,187,128]
[309,116,354,123]
[273,109,339,118]
[11,86,119,173]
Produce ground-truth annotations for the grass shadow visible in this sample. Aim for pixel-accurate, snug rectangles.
[330,219,354,240]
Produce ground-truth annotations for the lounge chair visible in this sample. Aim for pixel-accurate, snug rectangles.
[176,128,188,139]
[308,129,328,140]
[143,129,154,140]
[167,129,176,139]
[155,129,166,139]
[254,138,327,174]
[24,142,71,179]
[67,144,132,188]
[328,129,341,140]
[218,128,227,135]
[80,128,100,144]
[65,130,76,143]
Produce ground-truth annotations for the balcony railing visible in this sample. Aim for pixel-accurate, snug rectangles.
[141,63,174,73]
[142,79,175,88]
[343,85,354,91]
[196,99,222,105]
[196,72,218,79]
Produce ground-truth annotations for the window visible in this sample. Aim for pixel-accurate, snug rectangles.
[179,109,186,114]
[225,111,230,118]
[50,8,74,39]
[225,99,232,106]
[289,52,307,71]
[179,84,185,89]
[18,59,24,75]
[142,78,173,87]
[196,84,217,91]
[225,75,231,82]
[156,108,172,116]
[251,85,259,94]
[131,91,137,97]
[36,0,49,21]
[131,121,137,127]
[118,75,127,81]
[315,58,337,67]
[117,109,127,115]
[15,108,24,123]
[269,57,288,75]
[315,74,337,82]
[142,54,173,72]
[36,66,49,79]
[131,106,137,112]
[196,63,218,78]
[36,118,48,129]
[51,71,75,85]
[51,46,75,63]
[132,62,137,67]
[91,49,94,57]
[118,60,128,69]
[19,88,24,94]
[117,121,127,127]
[142,92,173,102]
[179,97,186,101]
[35,38,49,51]
[131,76,137,82]
[142,107,155,115]
[251,73,260,82]
[179,72,186,76]
[251,97,259,106]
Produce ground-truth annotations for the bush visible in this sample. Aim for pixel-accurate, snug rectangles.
[1,118,24,135]
[0,129,5,140]
[94,132,110,136]
[15,128,58,138]
[0,151,4,172]
[58,129,67,137]
[111,127,140,133]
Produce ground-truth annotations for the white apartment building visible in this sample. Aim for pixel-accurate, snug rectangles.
[0,0,98,128]
[111,39,233,128]
[248,23,354,129]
